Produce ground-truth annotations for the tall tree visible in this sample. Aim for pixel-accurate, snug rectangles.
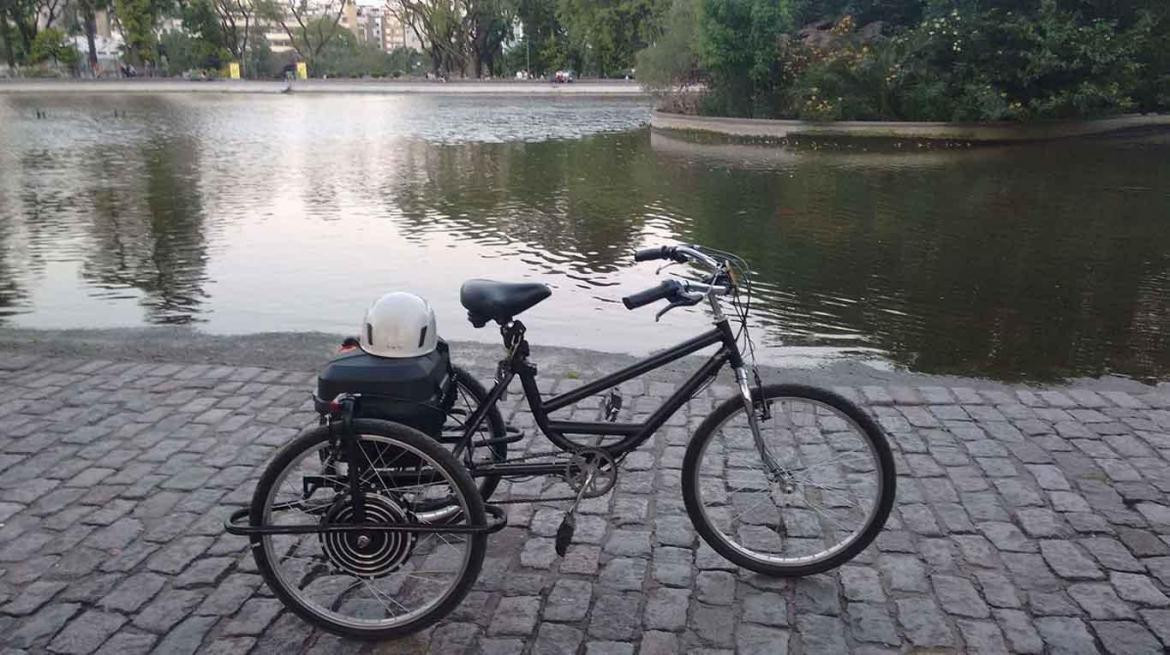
[513,0,568,75]
[0,7,18,67]
[464,0,514,77]
[114,0,175,67]
[77,0,112,74]
[557,0,669,76]
[391,0,466,76]
[207,0,254,75]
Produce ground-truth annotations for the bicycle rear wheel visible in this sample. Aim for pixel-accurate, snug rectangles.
[683,384,895,577]
[442,366,507,501]
[249,419,486,640]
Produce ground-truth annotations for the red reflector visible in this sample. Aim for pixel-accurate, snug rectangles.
[328,400,342,413]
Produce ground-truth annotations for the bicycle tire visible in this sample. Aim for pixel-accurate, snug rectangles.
[682,383,895,577]
[249,419,486,640]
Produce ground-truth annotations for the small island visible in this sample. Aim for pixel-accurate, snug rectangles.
[639,0,1170,140]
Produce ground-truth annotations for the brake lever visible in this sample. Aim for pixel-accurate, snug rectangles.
[655,294,703,322]
[655,261,681,276]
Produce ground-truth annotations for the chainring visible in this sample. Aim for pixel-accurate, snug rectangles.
[566,448,618,498]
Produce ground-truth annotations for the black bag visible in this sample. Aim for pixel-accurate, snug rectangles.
[316,340,451,438]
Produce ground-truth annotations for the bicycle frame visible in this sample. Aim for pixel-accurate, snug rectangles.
[452,315,745,480]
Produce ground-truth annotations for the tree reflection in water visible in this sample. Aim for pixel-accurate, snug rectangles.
[83,134,209,324]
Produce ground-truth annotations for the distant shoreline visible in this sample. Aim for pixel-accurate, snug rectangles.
[0,78,649,97]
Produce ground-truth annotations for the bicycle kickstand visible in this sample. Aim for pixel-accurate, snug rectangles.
[556,467,597,557]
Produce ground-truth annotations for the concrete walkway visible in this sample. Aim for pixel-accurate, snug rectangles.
[2,337,1170,653]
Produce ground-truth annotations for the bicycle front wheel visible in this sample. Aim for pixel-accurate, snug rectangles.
[249,419,486,640]
[682,384,895,577]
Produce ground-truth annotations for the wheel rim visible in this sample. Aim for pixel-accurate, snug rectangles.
[260,434,475,631]
[692,396,885,567]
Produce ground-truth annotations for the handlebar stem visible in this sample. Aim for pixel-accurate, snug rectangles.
[674,245,722,271]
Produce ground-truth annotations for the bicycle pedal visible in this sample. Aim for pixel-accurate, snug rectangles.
[555,514,576,556]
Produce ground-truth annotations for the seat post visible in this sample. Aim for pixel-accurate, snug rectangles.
[500,320,527,353]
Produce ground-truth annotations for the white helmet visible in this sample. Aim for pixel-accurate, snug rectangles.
[360,292,438,358]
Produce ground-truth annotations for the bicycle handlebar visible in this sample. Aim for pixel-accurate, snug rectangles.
[633,246,681,263]
[634,244,722,270]
[622,280,682,310]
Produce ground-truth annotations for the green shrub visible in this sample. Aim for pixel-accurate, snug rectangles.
[697,0,793,117]
[29,28,80,69]
[159,30,228,76]
[636,0,701,90]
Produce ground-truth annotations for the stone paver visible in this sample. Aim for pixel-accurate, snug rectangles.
[3,349,1170,652]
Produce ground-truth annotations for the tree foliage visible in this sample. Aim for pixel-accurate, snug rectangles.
[2,0,70,66]
[557,0,668,76]
[648,0,1170,120]
[392,0,667,78]
[391,0,515,78]
[697,0,791,116]
[203,0,256,75]
[29,26,79,67]
[507,0,567,75]
[635,0,699,89]
[159,28,225,74]
[314,32,424,77]
[114,0,174,65]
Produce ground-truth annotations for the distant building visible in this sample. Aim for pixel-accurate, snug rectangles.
[343,1,422,53]
[267,28,295,54]
[380,1,423,52]
[343,3,387,49]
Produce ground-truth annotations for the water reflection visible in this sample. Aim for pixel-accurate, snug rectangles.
[82,134,209,323]
[389,139,650,279]
[650,131,1170,381]
[0,93,1168,382]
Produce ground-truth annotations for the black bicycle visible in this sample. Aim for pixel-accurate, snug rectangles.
[226,244,896,640]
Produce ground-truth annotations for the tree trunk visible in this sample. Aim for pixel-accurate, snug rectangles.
[16,20,35,57]
[239,15,249,78]
[82,2,99,75]
[0,16,16,69]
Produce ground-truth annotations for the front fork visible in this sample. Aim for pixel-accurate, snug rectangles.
[707,285,788,485]
[733,362,792,487]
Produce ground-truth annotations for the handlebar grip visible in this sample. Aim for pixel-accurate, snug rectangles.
[622,280,681,310]
[634,246,676,263]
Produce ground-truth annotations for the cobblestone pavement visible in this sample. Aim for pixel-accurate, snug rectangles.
[3,347,1170,654]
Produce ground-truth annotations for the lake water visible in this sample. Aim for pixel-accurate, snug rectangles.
[1,93,1168,382]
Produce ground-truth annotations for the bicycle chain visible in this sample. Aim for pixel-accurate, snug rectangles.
[477,448,618,505]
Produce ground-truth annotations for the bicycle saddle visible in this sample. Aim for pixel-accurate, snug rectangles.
[460,279,551,327]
